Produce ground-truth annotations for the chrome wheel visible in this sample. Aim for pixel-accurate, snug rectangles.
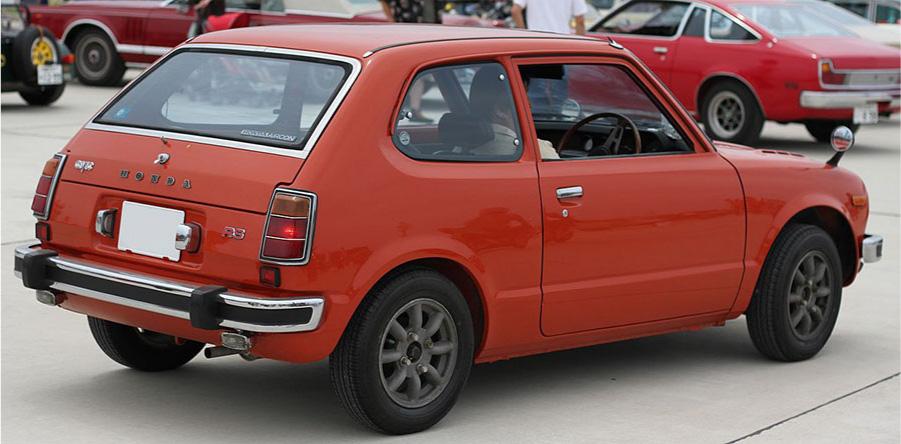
[787,251,834,340]
[379,298,458,409]
[708,90,745,139]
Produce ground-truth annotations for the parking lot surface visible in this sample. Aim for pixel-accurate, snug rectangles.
[2,78,899,443]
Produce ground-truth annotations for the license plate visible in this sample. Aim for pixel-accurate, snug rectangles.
[117,201,185,262]
[37,64,63,86]
[853,104,879,125]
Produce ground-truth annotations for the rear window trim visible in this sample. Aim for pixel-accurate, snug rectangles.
[85,43,363,160]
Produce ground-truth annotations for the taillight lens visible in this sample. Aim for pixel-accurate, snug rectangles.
[32,154,65,220]
[820,60,847,87]
[260,190,316,264]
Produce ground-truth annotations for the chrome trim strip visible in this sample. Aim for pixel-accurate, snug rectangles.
[85,43,363,160]
[799,90,900,108]
[259,188,317,266]
[862,234,883,263]
[15,243,324,333]
[62,19,119,45]
[34,153,66,221]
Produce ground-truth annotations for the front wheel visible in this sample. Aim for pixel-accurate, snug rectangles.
[746,224,842,361]
[330,270,474,434]
[805,121,860,143]
[88,317,205,371]
[701,80,765,146]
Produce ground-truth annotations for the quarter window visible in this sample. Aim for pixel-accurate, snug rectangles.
[595,1,690,37]
[393,62,523,162]
[708,10,757,40]
[682,7,707,37]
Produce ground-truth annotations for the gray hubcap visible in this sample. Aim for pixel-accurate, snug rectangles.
[379,298,457,408]
[787,251,833,340]
[708,91,745,139]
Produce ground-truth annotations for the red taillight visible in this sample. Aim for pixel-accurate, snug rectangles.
[33,154,65,220]
[61,53,75,65]
[260,190,316,264]
[820,60,847,86]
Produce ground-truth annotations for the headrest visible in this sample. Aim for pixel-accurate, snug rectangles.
[438,113,494,149]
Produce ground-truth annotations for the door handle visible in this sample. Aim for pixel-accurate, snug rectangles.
[653,46,669,54]
[556,186,583,200]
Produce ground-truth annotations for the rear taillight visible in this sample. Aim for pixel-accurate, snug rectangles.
[260,189,316,264]
[32,153,66,220]
[819,60,847,87]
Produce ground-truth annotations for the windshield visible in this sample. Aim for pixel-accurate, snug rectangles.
[96,50,350,150]
[734,1,859,37]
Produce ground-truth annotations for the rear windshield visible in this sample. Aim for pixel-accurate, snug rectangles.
[96,50,350,149]
[734,1,856,37]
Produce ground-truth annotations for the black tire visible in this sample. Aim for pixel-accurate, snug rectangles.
[72,28,125,86]
[746,224,843,362]
[87,317,204,371]
[18,84,65,106]
[330,269,474,435]
[700,80,765,146]
[805,120,860,143]
[11,25,60,85]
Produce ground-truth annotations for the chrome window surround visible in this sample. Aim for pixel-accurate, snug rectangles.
[83,43,363,160]
[818,59,901,91]
[15,243,324,333]
[704,6,762,43]
[259,188,318,265]
[34,153,66,221]
[594,0,694,41]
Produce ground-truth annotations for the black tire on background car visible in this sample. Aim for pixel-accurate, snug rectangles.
[11,25,59,85]
[72,28,125,86]
[804,120,860,143]
[88,317,205,371]
[746,224,843,362]
[701,80,765,146]
[330,269,474,435]
[18,84,65,106]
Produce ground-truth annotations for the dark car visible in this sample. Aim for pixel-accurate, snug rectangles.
[1,0,72,105]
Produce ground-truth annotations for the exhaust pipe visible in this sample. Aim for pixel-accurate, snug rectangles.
[204,346,241,359]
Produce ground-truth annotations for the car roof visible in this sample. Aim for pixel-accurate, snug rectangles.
[189,23,604,59]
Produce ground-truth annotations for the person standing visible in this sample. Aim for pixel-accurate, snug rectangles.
[511,0,588,35]
[379,0,439,121]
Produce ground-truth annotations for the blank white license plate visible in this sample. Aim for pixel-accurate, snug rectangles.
[853,104,879,125]
[37,64,63,86]
[117,201,185,262]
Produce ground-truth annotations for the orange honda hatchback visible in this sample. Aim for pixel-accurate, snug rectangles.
[14,24,883,434]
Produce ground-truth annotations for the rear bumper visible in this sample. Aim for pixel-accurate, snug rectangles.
[13,243,323,333]
[862,234,884,264]
[800,90,901,109]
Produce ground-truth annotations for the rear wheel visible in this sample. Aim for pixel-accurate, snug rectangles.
[746,224,842,361]
[805,120,859,143]
[330,270,474,434]
[701,80,764,146]
[18,84,65,106]
[88,317,204,371]
[72,29,125,86]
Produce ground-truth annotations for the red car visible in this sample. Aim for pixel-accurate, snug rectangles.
[590,0,901,144]
[14,24,883,434]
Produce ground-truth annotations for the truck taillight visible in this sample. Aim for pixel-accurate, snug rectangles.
[820,60,847,87]
[260,189,316,264]
[32,153,66,220]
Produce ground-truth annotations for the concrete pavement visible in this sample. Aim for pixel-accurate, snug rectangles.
[2,79,899,443]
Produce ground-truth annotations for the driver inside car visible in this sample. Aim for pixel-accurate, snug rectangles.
[468,65,560,160]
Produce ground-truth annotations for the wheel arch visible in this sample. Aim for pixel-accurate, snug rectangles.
[697,73,766,118]
[62,19,119,50]
[783,206,858,286]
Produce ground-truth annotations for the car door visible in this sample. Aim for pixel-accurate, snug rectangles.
[145,0,196,52]
[513,56,745,336]
[589,0,692,83]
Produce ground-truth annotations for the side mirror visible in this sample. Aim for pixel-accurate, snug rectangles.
[826,126,854,166]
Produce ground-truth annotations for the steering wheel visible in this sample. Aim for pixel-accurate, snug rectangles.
[557,112,642,156]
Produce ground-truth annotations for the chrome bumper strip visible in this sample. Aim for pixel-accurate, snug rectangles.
[800,90,901,109]
[862,234,883,264]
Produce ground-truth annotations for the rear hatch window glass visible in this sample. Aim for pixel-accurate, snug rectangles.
[95,50,350,149]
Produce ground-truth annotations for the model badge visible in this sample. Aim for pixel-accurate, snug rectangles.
[120,169,130,178]
[74,160,94,173]
[182,179,192,189]
[150,174,160,184]
[135,171,144,181]
[166,177,176,186]
[224,227,246,240]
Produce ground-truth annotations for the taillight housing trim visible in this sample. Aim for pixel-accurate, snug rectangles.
[259,188,317,265]
[33,153,66,221]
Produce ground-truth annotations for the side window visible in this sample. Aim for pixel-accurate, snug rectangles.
[393,62,523,162]
[519,63,693,160]
[682,7,707,37]
[596,1,690,37]
[709,10,757,40]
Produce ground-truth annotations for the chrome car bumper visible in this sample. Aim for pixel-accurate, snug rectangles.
[800,90,901,109]
[13,243,323,333]
[862,234,884,264]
